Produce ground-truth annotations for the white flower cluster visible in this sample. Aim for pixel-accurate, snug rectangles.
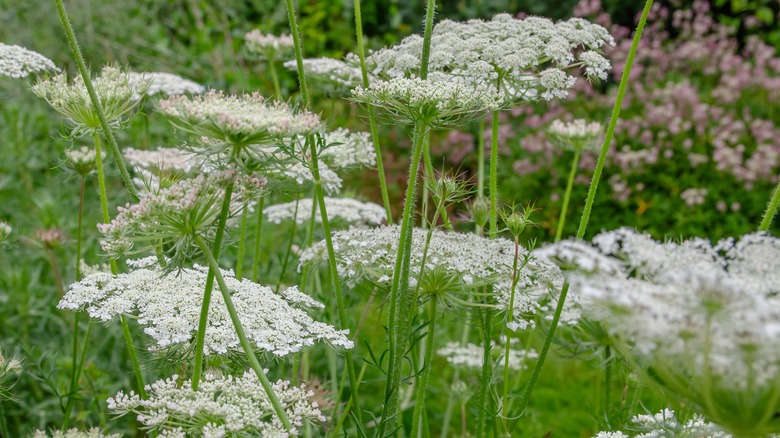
[541,228,780,434]
[31,429,119,438]
[127,72,205,100]
[300,225,562,328]
[124,147,203,175]
[264,197,386,226]
[244,30,294,58]
[593,409,733,438]
[351,72,505,127]
[283,58,364,93]
[320,128,376,169]
[363,14,614,101]
[58,257,353,356]
[63,145,103,176]
[437,342,537,371]
[279,161,343,195]
[0,43,58,78]
[158,91,322,150]
[108,371,325,436]
[32,65,142,135]
[547,119,602,151]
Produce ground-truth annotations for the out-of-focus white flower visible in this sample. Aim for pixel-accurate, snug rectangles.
[0,43,58,78]
[437,342,537,371]
[680,187,708,207]
[264,197,386,226]
[127,71,204,100]
[31,429,120,438]
[244,31,294,59]
[284,58,364,94]
[592,409,734,437]
[547,119,602,151]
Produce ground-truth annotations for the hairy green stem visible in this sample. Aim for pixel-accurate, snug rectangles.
[412,296,438,438]
[477,303,493,438]
[236,202,249,280]
[194,235,292,430]
[192,180,235,390]
[354,0,393,223]
[268,58,282,100]
[276,196,300,293]
[501,238,522,422]
[512,1,653,426]
[285,0,310,107]
[489,111,499,237]
[759,179,780,231]
[477,119,486,198]
[252,196,265,282]
[54,0,139,202]
[75,175,86,280]
[554,149,581,242]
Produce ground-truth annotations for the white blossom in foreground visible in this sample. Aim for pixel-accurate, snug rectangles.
[264,197,386,226]
[245,30,294,58]
[158,91,322,159]
[0,43,58,78]
[59,257,352,356]
[437,342,537,371]
[32,66,143,136]
[547,119,602,151]
[320,128,376,169]
[283,58,364,94]
[542,228,780,435]
[127,72,205,100]
[108,371,325,436]
[31,429,119,438]
[351,72,505,128]
[593,409,735,438]
[362,14,614,102]
[300,225,562,329]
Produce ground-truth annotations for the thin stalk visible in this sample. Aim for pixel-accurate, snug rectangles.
[252,196,265,282]
[94,133,146,397]
[192,180,235,390]
[352,0,392,221]
[604,346,612,414]
[298,187,318,289]
[759,179,780,231]
[62,313,81,430]
[194,235,292,430]
[236,202,249,280]
[476,302,493,438]
[276,196,300,293]
[512,2,653,427]
[268,58,282,99]
[75,175,86,280]
[501,239,522,420]
[46,249,66,297]
[477,119,486,198]
[554,149,581,242]
[411,296,438,438]
[54,0,139,202]
[489,111,499,237]
[440,314,473,437]
[285,0,310,107]
[422,135,453,231]
[0,401,8,438]
[63,320,92,428]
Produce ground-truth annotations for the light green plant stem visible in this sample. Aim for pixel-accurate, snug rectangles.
[192,180,235,390]
[440,315,473,437]
[54,0,139,203]
[604,346,612,414]
[0,400,8,438]
[285,0,310,106]
[477,302,493,438]
[276,196,300,293]
[236,202,249,280]
[298,188,318,290]
[422,136,453,231]
[268,58,282,99]
[94,133,146,398]
[354,0,393,223]
[477,119,486,197]
[502,239,522,422]
[412,296,438,438]
[194,235,292,430]
[489,111,500,236]
[759,179,780,231]
[75,175,86,280]
[511,0,653,428]
[252,196,266,282]
[554,149,582,242]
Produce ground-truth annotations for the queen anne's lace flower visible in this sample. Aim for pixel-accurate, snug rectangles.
[127,72,204,100]
[0,221,12,244]
[547,119,602,151]
[59,257,353,356]
[437,342,537,371]
[300,225,562,329]
[542,229,780,435]
[124,147,204,175]
[264,197,386,226]
[319,128,376,169]
[593,409,735,438]
[244,31,294,59]
[283,58,364,94]
[32,66,143,136]
[0,43,58,78]
[108,371,325,436]
[64,146,104,176]
[278,161,342,195]
[31,429,119,438]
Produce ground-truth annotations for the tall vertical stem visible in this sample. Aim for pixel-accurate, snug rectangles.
[276,196,300,292]
[759,179,780,231]
[489,111,500,236]
[554,149,581,242]
[501,239,521,421]
[236,202,249,280]
[252,196,265,282]
[268,58,282,100]
[477,119,486,198]
[411,296,438,438]
[511,0,653,428]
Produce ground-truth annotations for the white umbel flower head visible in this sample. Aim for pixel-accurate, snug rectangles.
[592,409,734,438]
[31,429,120,438]
[0,43,58,78]
[58,257,353,356]
[64,146,104,176]
[320,128,376,169]
[32,65,143,136]
[284,58,364,94]
[244,30,295,59]
[542,229,780,436]
[0,221,12,244]
[437,342,538,371]
[107,371,326,436]
[128,72,205,100]
[547,119,602,151]
[264,197,386,226]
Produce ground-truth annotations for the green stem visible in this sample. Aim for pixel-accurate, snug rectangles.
[489,111,499,237]
[285,0,310,107]
[411,296,438,438]
[0,400,8,438]
[276,196,300,293]
[477,302,493,438]
[759,179,780,231]
[62,311,81,429]
[502,238,521,421]
[353,0,393,223]
[268,58,282,100]
[604,346,612,415]
[194,235,292,430]
[252,196,265,282]
[75,175,86,280]
[422,135,453,231]
[477,119,486,198]
[236,202,249,280]
[192,180,235,390]
[511,2,653,428]
[554,149,581,242]
[440,312,473,437]
[381,123,428,436]
[54,0,139,203]
[94,133,146,398]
